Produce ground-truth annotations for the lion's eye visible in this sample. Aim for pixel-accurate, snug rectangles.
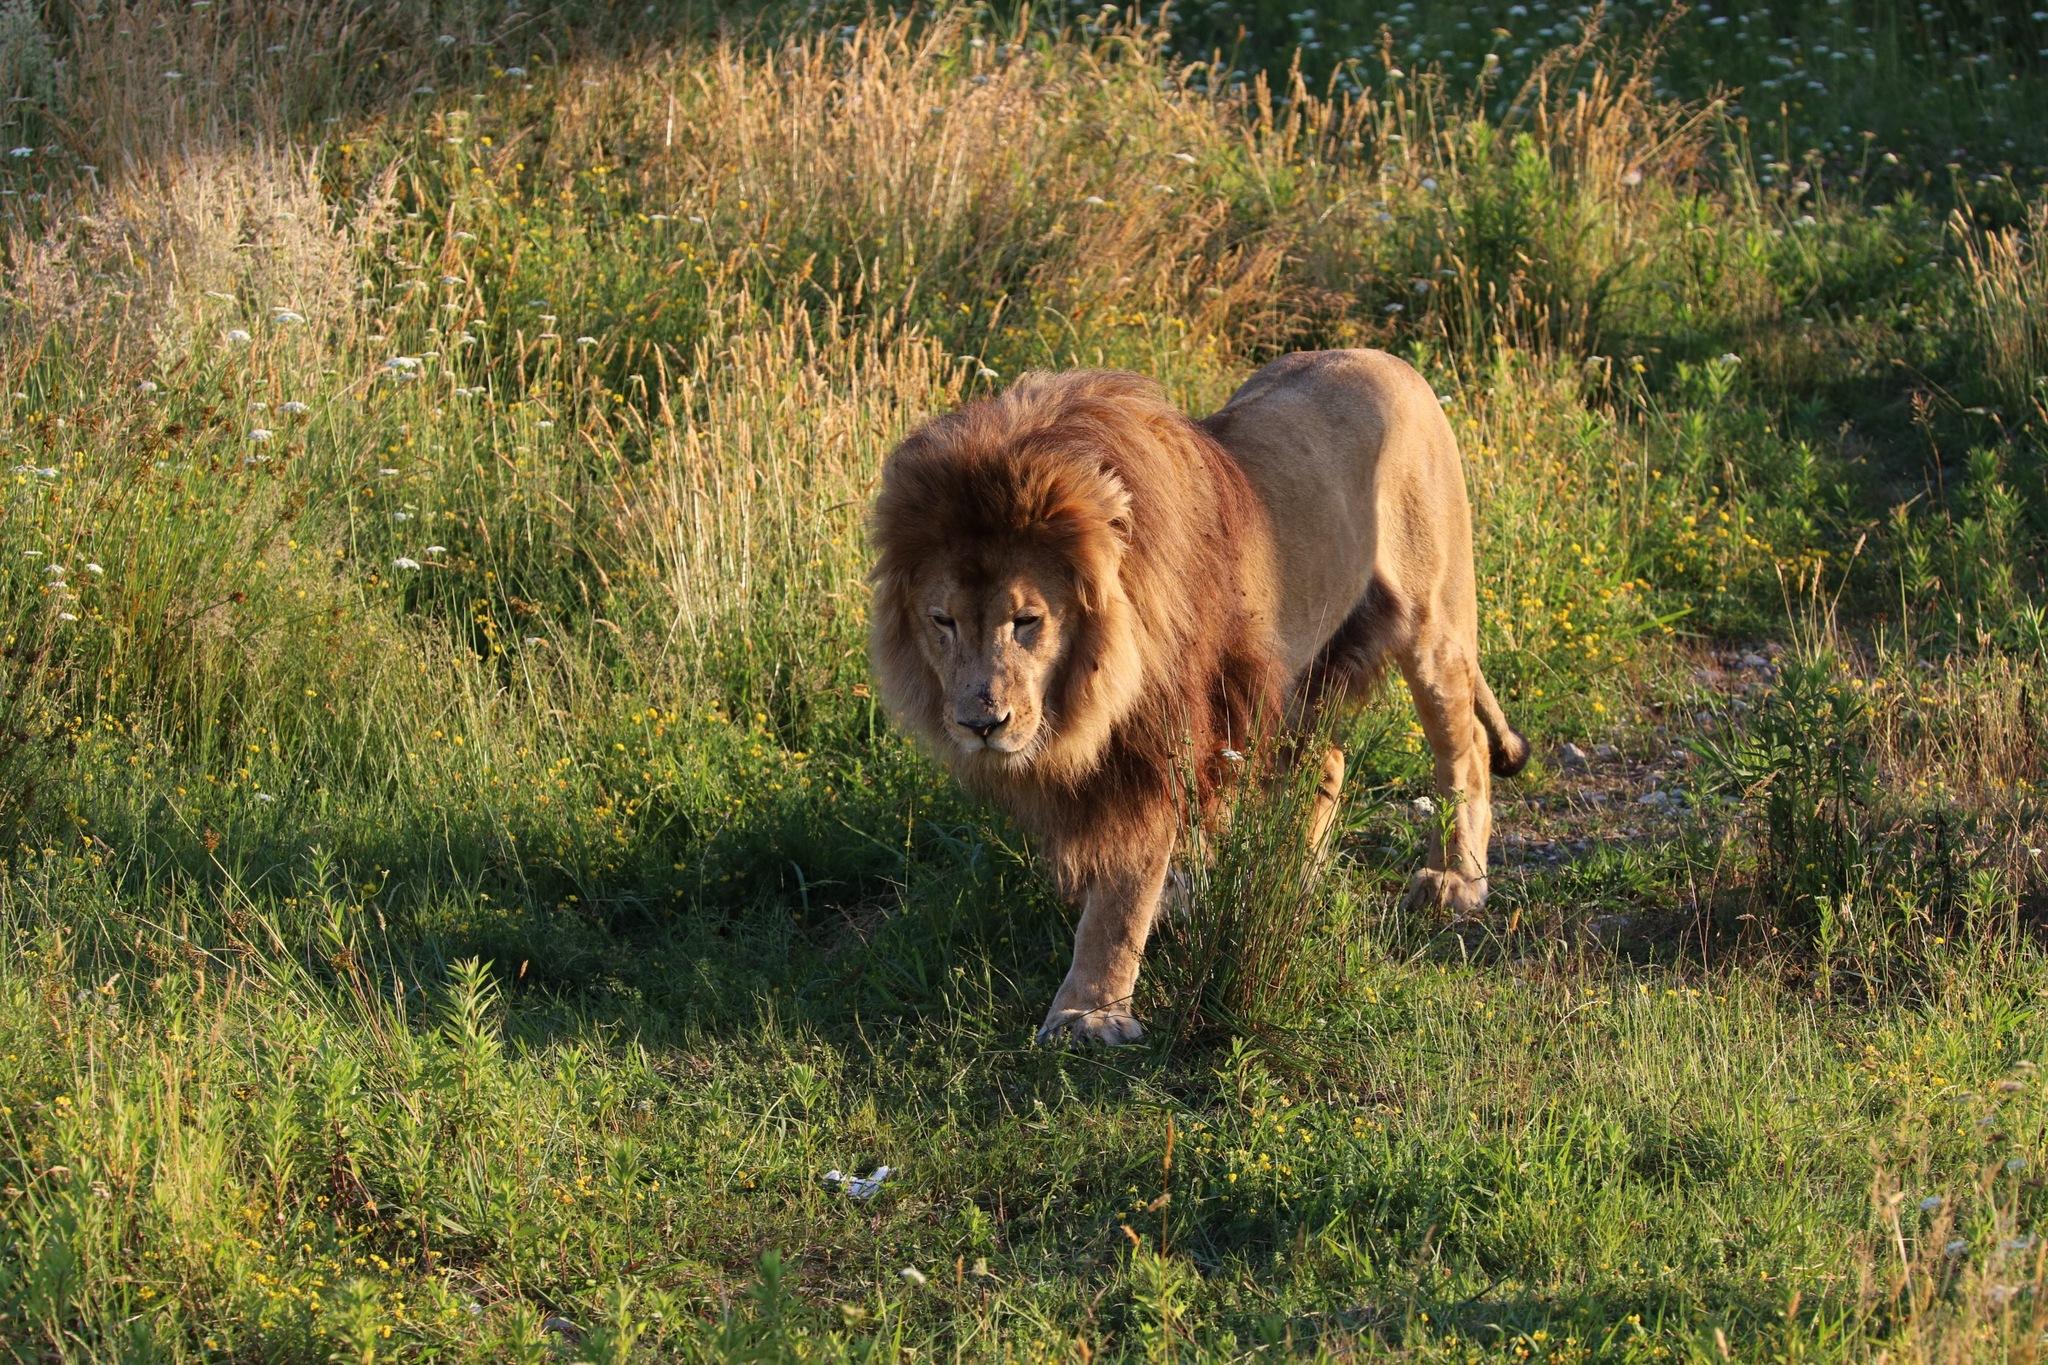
[930,613,955,631]
[1013,614,1042,632]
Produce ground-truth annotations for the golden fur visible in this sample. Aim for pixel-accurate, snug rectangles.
[869,352,1526,1044]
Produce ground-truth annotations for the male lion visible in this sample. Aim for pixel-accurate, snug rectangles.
[868,350,1527,1044]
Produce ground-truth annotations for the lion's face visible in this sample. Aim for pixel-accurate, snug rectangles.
[912,560,1074,761]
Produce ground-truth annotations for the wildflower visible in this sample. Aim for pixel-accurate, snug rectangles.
[1220,748,1246,763]
[1384,302,1404,314]
[524,636,547,646]
[280,401,309,416]
[248,429,273,442]
[392,511,412,521]
[823,1166,891,1198]
[165,70,183,80]
[57,611,77,621]
[899,1267,928,1286]
[504,66,527,78]
[136,380,158,394]
[1411,795,1437,817]
[7,147,29,158]
[255,793,276,803]
[379,468,400,476]
[1717,353,1740,365]
[426,545,448,555]
[1174,152,1197,164]
[1082,195,1108,205]
[272,310,305,325]
[46,564,65,577]
[440,275,462,286]
[576,336,597,346]
[86,564,102,575]
[393,557,421,570]
[226,329,252,344]
[1920,1195,1944,1212]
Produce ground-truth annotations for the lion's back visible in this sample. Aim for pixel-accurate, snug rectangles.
[1199,349,1472,681]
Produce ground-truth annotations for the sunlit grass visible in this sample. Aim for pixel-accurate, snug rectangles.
[0,0,2044,1358]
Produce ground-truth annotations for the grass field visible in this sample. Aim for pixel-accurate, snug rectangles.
[1,0,2047,1358]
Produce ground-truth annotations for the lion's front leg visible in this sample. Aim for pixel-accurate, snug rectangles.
[1037,828,1173,1047]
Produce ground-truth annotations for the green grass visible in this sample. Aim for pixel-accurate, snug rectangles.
[1,0,2046,1359]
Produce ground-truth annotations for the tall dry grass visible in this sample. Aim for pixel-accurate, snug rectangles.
[1958,198,2048,419]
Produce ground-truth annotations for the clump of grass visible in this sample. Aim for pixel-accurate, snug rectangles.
[1957,197,2048,420]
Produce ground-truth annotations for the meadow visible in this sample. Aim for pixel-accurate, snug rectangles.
[0,0,2046,1358]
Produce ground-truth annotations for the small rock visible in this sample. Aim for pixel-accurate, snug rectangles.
[1740,653,1768,669]
[1588,913,1632,939]
[1593,743,1620,762]
[543,1317,582,1340]
[1558,742,1590,772]
[1636,790,1669,807]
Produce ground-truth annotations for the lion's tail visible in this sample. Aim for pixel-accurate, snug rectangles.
[1474,672,1530,777]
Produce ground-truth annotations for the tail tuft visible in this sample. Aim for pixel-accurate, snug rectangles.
[1474,673,1529,777]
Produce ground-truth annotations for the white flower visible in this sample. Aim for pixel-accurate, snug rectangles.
[458,332,479,344]
[1620,169,1643,186]
[225,329,252,344]
[86,563,103,575]
[504,66,527,78]
[272,309,305,325]
[57,611,77,621]
[535,420,554,430]
[379,467,400,476]
[1384,302,1405,314]
[164,70,184,80]
[1411,795,1438,817]
[255,792,276,803]
[386,356,422,371]
[249,400,269,411]
[248,428,273,442]
[977,367,998,381]
[899,1268,928,1286]
[45,564,65,576]
[8,147,31,158]
[524,636,547,646]
[280,401,309,416]
[136,381,158,394]
[393,557,421,570]
[426,545,448,554]
[1717,353,1740,365]
[575,336,598,346]
[1174,152,1197,164]
[1220,748,1246,763]
[1082,195,1108,205]
[392,511,412,521]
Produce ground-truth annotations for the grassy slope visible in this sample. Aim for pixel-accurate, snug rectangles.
[1,0,2046,1359]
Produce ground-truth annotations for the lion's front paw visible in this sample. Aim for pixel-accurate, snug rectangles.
[1402,867,1489,917]
[1036,1003,1146,1047]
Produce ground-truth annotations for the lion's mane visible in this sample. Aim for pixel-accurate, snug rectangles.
[868,370,1284,887]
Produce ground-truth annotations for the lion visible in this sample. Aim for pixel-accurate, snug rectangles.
[868,349,1528,1044]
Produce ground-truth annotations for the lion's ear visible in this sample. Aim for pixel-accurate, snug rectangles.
[1097,463,1133,545]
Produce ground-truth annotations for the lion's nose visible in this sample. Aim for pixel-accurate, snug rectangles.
[961,714,1010,740]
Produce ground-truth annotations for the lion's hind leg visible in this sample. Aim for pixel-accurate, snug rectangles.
[1395,637,1494,918]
